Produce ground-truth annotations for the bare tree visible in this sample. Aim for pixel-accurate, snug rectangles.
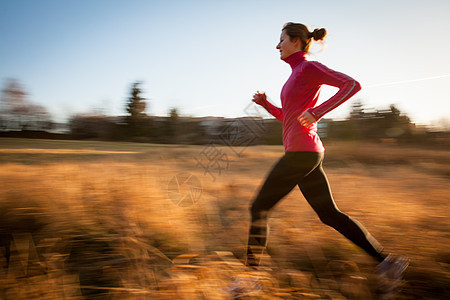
[0,79,53,131]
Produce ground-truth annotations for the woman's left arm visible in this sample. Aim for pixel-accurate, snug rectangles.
[304,61,361,122]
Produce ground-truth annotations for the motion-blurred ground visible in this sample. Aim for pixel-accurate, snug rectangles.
[0,138,449,299]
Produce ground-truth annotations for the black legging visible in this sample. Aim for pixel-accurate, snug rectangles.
[246,151,385,266]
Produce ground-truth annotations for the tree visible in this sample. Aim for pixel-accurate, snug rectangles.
[169,107,179,120]
[1,79,28,130]
[126,82,146,120]
[165,107,180,142]
[125,81,148,137]
[0,79,53,131]
[380,104,413,139]
[349,99,365,120]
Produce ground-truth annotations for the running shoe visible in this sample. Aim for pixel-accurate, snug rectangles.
[224,274,263,298]
[375,254,409,299]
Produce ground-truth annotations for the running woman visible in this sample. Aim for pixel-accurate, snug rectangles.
[246,22,408,293]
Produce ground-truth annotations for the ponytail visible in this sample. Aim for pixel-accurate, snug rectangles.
[310,28,327,41]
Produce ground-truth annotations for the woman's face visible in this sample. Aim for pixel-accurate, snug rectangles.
[276,30,302,60]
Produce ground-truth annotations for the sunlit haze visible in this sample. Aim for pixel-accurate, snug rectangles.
[1,0,449,125]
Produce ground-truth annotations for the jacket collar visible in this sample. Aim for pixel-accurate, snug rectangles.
[283,51,307,69]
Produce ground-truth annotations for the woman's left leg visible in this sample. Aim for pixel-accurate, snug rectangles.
[247,152,322,266]
[298,162,386,262]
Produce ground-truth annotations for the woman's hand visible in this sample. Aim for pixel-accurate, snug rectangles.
[297,111,317,128]
[252,91,266,105]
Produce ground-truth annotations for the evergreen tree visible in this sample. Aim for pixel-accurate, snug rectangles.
[126,81,146,120]
[125,81,148,137]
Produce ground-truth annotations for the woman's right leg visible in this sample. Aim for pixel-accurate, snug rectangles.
[246,152,322,266]
[298,162,385,262]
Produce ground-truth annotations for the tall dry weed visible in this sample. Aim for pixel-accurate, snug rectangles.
[0,140,449,299]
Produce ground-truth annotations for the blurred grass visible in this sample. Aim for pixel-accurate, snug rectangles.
[0,137,449,299]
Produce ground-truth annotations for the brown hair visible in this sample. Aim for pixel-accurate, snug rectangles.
[282,22,327,53]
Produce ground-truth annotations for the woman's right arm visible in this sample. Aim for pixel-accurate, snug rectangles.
[252,92,283,121]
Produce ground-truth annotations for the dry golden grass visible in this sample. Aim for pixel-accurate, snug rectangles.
[0,138,449,299]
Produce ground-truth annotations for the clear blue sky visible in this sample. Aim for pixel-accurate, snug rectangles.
[1,0,449,125]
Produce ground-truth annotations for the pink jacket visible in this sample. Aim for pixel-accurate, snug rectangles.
[259,51,361,152]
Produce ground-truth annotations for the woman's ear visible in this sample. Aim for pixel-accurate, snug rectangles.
[294,37,302,50]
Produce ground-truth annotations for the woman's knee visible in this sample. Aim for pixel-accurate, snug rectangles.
[250,203,269,222]
[317,210,348,227]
